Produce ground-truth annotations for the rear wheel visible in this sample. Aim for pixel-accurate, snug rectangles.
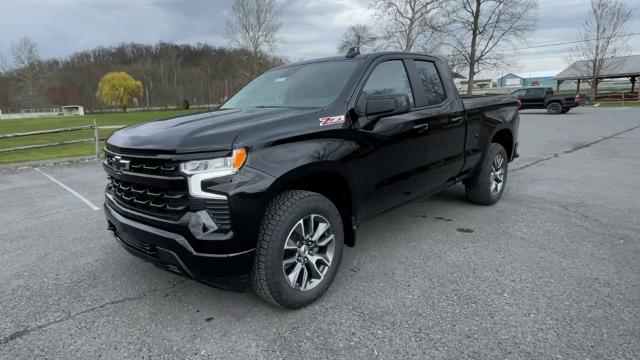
[465,143,508,205]
[546,102,562,114]
[251,190,344,308]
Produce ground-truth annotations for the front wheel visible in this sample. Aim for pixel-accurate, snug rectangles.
[251,190,344,308]
[465,143,508,205]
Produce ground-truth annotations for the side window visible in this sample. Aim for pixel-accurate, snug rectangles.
[362,60,414,105]
[525,88,543,97]
[511,89,525,97]
[414,60,446,106]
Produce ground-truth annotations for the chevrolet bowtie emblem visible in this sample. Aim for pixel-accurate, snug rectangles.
[113,155,131,171]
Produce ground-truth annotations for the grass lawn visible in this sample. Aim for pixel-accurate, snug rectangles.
[0,109,205,165]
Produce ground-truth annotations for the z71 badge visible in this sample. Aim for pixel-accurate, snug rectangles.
[319,115,345,126]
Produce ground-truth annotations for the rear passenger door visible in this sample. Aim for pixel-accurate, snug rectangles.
[405,58,466,190]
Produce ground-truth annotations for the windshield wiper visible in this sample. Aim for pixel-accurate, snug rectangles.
[253,105,289,108]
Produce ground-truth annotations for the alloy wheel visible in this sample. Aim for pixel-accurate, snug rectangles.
[489,154,505,195]
[282,214,335,291]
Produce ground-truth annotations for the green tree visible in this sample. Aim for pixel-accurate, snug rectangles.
[96,71,143,112]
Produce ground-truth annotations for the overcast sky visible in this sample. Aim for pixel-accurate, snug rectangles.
[1,0,638,78]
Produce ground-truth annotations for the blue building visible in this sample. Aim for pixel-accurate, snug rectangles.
[497,72,557,88]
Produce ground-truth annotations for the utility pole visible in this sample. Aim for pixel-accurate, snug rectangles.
[207,63,211,110]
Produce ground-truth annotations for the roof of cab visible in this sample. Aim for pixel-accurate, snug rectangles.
[283,51,436,67]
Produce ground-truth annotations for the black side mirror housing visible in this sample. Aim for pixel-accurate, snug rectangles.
[356,94,411,128]
[365,94,410,116]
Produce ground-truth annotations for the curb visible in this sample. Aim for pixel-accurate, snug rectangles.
[0,156,99,173]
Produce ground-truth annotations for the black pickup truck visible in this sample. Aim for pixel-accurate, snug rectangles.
[103,51,520,308]
[511,87,581,114]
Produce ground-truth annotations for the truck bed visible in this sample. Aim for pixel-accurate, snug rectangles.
[461,94,518,111]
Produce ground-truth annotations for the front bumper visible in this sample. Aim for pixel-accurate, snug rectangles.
[105,202,255,280]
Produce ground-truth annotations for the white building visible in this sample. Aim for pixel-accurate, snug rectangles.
[61,105,85,116]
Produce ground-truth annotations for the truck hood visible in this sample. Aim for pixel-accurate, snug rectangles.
[106,108,320,154]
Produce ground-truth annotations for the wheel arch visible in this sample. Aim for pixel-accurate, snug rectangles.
[490,128,514,161]
[267,162,357,247]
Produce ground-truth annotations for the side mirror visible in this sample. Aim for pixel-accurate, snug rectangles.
[356,94,411,128]
[365,94,410,116]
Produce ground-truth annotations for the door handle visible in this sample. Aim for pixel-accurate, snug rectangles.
[449,116,464,124]
[413,123,429,131]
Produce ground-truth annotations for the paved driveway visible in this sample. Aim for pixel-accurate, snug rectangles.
[1,107,639,359]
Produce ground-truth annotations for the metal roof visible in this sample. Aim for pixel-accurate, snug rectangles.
[513,71,562,79]
[556,55,640,80]
[496,70,563,81]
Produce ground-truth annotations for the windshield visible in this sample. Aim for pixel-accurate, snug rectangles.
[221,60,359,109]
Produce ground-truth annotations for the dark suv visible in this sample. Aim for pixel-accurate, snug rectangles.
[104,51,519,308]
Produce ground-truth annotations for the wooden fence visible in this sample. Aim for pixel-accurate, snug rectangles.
[0,120,101,160]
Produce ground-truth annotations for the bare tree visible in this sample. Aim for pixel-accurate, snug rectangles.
[445,0,537,95]
[0,52,9,73]
[0,41,285,112]
[10,36,42,101]
[338,24,379,54]
[574,0,632,98]
[372,0,443,52]
[443,54,469,76]
[226,0,282,57]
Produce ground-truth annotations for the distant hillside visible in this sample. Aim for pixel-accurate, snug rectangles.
[0,42,285,113]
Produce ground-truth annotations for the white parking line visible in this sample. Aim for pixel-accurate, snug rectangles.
[35,168,101,211]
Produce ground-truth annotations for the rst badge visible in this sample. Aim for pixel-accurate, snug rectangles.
[319,115,345,127]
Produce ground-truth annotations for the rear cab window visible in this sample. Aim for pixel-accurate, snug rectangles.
[413,60,447,107]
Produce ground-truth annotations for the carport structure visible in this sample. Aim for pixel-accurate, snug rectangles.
[555,54,640,95]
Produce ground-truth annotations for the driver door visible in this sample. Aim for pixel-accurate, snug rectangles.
[354,58,434,218]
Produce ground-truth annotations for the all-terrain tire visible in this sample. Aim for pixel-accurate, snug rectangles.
[251,190,344,309]
[465,143,508,205]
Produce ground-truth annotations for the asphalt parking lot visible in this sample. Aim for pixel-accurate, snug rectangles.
[1,106,639,359]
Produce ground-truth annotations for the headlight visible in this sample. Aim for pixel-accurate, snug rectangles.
[180,148,247,199]
[179,148,247,176]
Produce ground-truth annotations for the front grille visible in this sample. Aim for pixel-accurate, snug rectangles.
[104,150,232,232]
[206,199,231,231]
[104,152,181,177]
[108,176,189,218]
